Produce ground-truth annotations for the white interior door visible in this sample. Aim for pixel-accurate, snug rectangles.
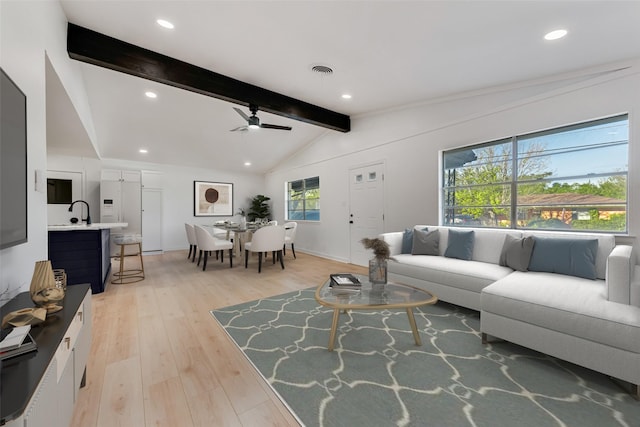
[142,189,162,252]
[349,162,385,266]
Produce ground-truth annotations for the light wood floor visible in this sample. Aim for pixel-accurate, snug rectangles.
[70,249,366,427]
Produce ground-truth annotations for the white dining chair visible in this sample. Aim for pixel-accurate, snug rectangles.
[185,223,198,262]
[194,225,234,271]
[283,221,298,259]
[244,225,286,273]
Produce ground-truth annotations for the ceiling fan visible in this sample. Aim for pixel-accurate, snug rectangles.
[230,104,292,132]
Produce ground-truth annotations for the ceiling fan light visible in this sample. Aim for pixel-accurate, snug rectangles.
[248,116,260,129]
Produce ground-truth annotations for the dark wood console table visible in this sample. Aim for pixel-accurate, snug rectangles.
[0,284,92,426]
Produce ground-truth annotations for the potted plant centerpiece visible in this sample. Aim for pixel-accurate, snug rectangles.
[248,194,271,222]
[361,237,391,284]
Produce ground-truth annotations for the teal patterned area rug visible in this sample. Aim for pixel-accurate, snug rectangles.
[210,288,639,427]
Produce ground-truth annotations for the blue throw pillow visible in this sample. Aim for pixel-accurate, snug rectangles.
[528,237,598,279]
[444,229,475,261]
[401,228,414,254]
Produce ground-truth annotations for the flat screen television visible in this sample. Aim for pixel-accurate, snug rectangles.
[0,67,28,249]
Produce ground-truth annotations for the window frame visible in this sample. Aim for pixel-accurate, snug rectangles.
[285,176,320,222]
[441,114,629,233]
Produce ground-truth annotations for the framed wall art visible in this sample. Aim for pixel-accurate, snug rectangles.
[194,181,233,216]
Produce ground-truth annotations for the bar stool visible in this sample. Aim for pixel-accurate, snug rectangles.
[111,234,145,284]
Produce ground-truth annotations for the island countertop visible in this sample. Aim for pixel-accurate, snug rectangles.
[47,222,127,231]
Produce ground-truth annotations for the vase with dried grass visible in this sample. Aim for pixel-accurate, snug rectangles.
[361,237,390,284]
[30,260,64,314]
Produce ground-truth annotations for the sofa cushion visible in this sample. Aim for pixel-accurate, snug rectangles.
[482,271,640,353]
[528,237,598,279]
[499,235,535,272]
[522,230,614,280]
[389,255,513,293]
[606,245,634,304]
[471,229,522,264]
[444,229,475,260]
[632,266,640,308]
[380,231,404,256]
[411,228,439,256]
[401,228,414,254]
[424,226,522,264]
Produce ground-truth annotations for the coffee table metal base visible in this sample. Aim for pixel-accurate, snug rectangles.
[327,306,423,351]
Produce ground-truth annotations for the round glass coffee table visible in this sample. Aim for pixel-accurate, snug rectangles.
[315,274,438,351]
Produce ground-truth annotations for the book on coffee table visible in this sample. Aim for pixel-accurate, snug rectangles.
[330,274,361,289]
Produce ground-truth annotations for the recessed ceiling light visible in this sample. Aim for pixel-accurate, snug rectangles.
[145,91,157,99]
[544,29,567,41]
[156,19,174,29]
[244,162,252,166]
[139,149,148,154]
[341,94,352,99]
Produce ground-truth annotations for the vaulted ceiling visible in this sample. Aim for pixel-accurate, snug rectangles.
[48,1,640,173]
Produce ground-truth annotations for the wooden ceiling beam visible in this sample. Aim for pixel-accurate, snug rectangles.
[67,23,350,132]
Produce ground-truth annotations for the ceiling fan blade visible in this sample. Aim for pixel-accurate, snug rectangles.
[229,125,248,132]
[233,107,250,121]
[260,123,292,131]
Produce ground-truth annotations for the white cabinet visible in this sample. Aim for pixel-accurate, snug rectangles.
[57,352,75,427]
[101,169,164,255]
[102,169,139,183]
[23,363,58,427]
[100,169,141,256]
[6,287,92,427]
[74,295,92,394]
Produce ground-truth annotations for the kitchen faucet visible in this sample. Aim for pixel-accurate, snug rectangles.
[68,200,92,225]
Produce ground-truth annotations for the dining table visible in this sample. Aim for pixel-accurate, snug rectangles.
[207,221,265,258]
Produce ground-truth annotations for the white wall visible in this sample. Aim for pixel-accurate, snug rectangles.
[0,1,95,303]
[2,1,637,304]
[46,155,266,251]
[265,61,640,263]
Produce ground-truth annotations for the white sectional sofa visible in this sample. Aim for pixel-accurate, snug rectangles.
[380,225,640,398]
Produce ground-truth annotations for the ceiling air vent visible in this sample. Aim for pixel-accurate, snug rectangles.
[311,65,333,75]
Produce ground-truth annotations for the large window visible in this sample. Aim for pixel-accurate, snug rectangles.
[286,176,320,221]
[442,115,628,232]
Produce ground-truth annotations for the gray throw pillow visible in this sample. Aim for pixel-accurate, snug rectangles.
[411,229,439,256]
[444,229,475,260]
[499,235,535,271]
[401,228,414,254]
[528,237,598,279]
